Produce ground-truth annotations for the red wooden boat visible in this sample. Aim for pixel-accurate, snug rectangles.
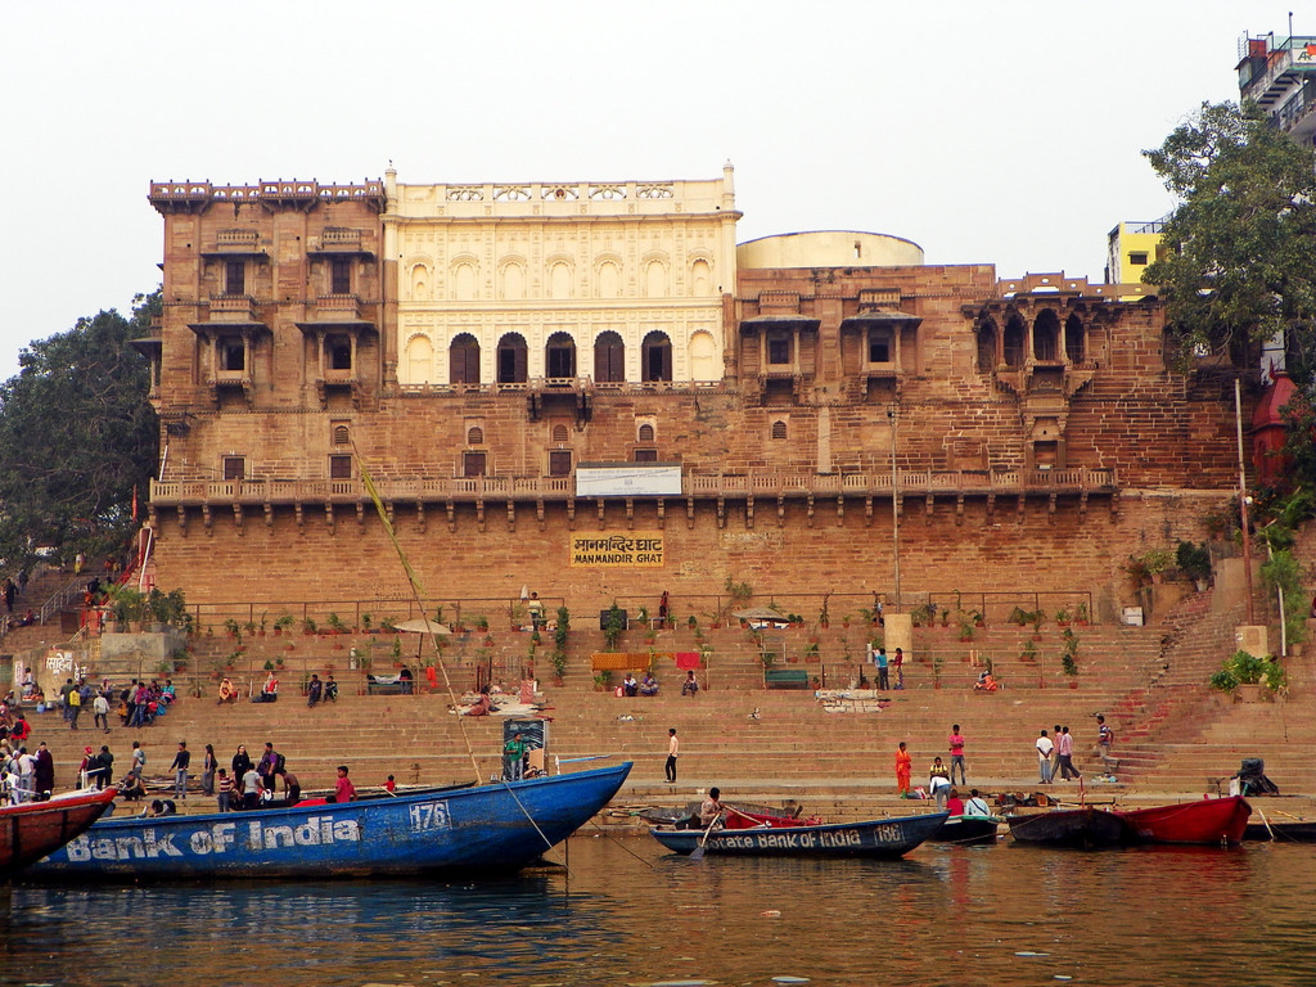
[1,788,118,878]
[1115,795,1252,845]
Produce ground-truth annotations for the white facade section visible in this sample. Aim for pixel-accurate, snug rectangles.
[385,166,740,387]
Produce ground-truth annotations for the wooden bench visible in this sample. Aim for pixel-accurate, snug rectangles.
[764,667,811,690]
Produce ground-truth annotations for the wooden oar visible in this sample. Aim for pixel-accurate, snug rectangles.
[689,814,721,860]
[1256,806,1277,841]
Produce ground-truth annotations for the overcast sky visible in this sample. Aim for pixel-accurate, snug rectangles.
[0,1,1297,380]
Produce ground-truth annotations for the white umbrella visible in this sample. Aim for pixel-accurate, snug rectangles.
[392,617,452,636]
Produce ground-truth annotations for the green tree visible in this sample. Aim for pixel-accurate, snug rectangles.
[1143,101,1316,379]
[0,292,159,567]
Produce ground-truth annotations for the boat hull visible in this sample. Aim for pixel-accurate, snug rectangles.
[29,763,630,880]
[932,814,1002,845]
[1,788,117,878]
[1116,796,1251,846]
[1007,808,1134,848]
[649,812,947,859]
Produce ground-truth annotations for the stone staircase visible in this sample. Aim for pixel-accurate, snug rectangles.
[25,595,1304,830]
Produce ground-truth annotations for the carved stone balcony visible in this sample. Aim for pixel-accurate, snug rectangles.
[206,295,262,324]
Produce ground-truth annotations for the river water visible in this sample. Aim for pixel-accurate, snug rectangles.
[4,835,1312,986]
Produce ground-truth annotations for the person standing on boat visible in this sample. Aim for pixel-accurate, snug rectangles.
[33,741,54,799]
[665,728,679,783]
[258,743,281,792]
[1035,729,1054,784]
[170,741,191,800]
[895,741,912,795]
[240,764,263,809]
[334,764,356,802]
[948,725,967,786]
[1056,726,1081,780]
[503,731,527,782]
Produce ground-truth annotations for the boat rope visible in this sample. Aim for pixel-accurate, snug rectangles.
[585,818,658,870]
[354,443,483,786]
[499,778,555,852]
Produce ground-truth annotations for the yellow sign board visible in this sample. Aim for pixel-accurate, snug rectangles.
[570,532,664,567]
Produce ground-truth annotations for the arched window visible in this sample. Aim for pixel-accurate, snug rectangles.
[449,334,480,385]
[644,259,666,297]
[452,262,476,300]
[405,335,434,383]
[410,263,429,300]
[467,426,484,445]
[641,330,673,382]
[976,318,998,372]
[691,258,711,295]
[638,423,655,442]
[597,261,620,298]
[690,330,718,381]
[1033,310,1060,362]
[501,261,525,301]
[1065,314,1085,364]
[496,333,528,384]
[333,425,350,446]
[549,262,572,300]
[1003,315,1026,369]
[552,424,569,443]
[545,331,576,379]
[771,420,788,440]
[594,331,625,383]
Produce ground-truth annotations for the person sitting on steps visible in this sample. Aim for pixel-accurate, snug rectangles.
[681,671,699,696]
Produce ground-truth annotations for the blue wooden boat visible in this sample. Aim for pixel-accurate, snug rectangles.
[649,811,947,859]
[29,762,631,880]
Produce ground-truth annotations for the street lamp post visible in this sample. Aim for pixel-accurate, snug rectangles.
[888,406,901,613]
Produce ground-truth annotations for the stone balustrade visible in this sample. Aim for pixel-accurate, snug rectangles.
[151,468,1115,507]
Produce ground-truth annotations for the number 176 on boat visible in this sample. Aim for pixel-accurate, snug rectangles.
[409,801,452,832]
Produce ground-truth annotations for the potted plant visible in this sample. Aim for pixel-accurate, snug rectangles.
[592,670,613,693]
[550,649,568,685]
[1061,628,1079,682]
[1074,601,1090,627]
[603,602,626,650]
[1176,540,1212,591]
[1211,649,1285,702]
[274,613,295,636]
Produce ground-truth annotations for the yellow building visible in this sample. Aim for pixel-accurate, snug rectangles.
[385,163,740,388]
[1104,220,1166,287]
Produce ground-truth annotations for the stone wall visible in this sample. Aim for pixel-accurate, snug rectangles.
[149,490,1230,621]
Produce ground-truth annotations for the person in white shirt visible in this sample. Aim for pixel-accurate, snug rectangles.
[964,788,992,816]
[1035,729,1055,784]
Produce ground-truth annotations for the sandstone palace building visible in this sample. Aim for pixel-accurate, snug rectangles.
[137,166,1248,616]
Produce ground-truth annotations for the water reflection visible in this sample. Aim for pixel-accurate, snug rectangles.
[4,839,1315,986]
